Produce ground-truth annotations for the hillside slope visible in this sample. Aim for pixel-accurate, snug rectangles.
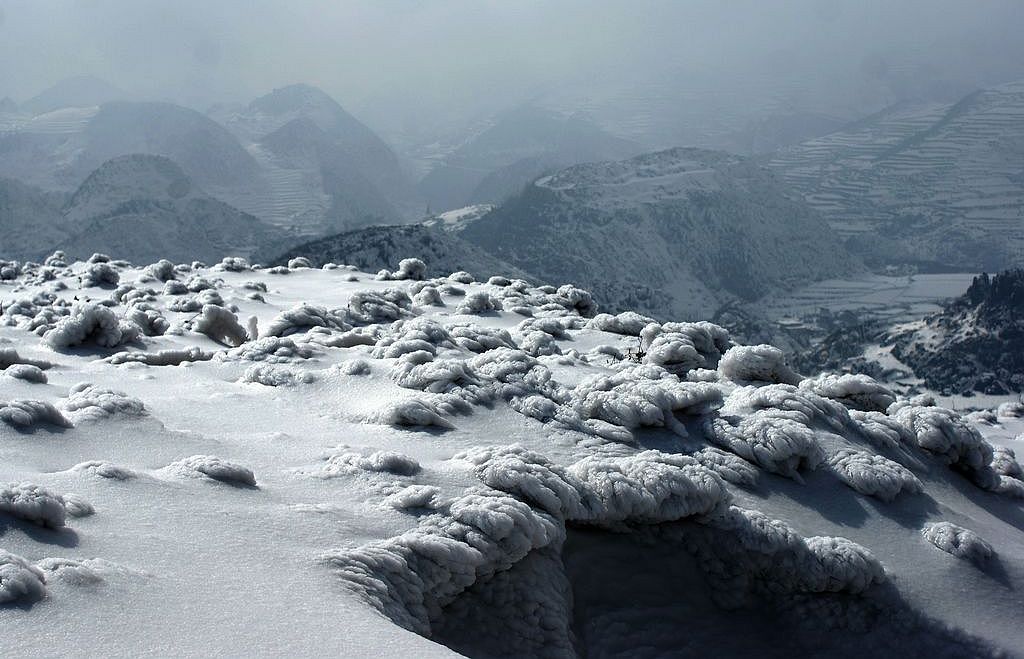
[0,254,1022,657]
[459,147,861,319]
[270,223,530,280]
[771,81,1024,269]
[58,155,286,263]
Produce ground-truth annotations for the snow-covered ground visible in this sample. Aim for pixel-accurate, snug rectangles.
[1,253,1023,657]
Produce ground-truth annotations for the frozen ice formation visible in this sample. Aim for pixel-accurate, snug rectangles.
[369,398,455,429]
[193,304,249,347]
[264,303,349,338]
[0,399,70,429]
[164,455,257,486]
[640,321,732,374]
[719,344,801,385]
[827,449,922,501]
[59,384,146,423]
[922,522,994,566]
[328,444,886,650]
[0,550,47,604]
[801,373,897,413]
[241,364,315,387]
[0,482,68,528]
[586,311,656,336]
[42,303,141,350]
[1,253,1022,656]
[315,450,421,478]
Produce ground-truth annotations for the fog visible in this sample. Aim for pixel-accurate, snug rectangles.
[2,0,1024,145]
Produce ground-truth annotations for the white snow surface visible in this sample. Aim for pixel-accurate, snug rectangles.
[1,254,1023,657]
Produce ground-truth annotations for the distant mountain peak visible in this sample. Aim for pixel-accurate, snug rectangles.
[23,75,126,115]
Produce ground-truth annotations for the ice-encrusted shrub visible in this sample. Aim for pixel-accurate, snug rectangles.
[164,455,256,486]
[827,449,922,501]
[922,522,993,565]
[386,485,442,511]
[213,256,250,272]
[193,304,248,347]
[372,318,454,359]
[586,311,656,336]
[221,336,316,363]
[4,364,47,383]
[369,398,454,429]
[391,359,490,405]
[552,284,598,317]
[71,460,138,480]
[378,258,426,281]
[571,365,722,436]
[288,257,313,269]
[81,262,120,288]
[241,364,315,387]
[640,321,732,374]
[449,271,474,284]
[704,411,826,479]
[143,259,176,282]
[997,401,1024,418]
[59,384,145,422]
[348,289,413,324]
[990,446,1022,478]
[163,280,188,296]
[890,403,998,489]
[719,344,801,385]
[126,306,169,337]
[0,399,71,428]
[720,384,851,433]
[0,347,52,370]
[316,450,421,478]
[185,276,218,292]
[338,358,372,375]
[412,286,443,307]
[42,303,141,350]
[0,260,21,280]
[168,289,224,313]
[106,346,213,366]
[0,550,47,604]
[801,373,897,413]
[456,291,502,315]
[692,447,760,486]
[447,323,515,353]
[0,482,67,527]
[43,250,67,267]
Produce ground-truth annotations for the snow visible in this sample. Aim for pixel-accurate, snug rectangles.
[1,255,1024,657]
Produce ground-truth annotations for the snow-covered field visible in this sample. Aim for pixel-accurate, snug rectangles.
[2,253,1023,657]
[758,272,978,323]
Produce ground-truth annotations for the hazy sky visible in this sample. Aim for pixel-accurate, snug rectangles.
[2,1,1024,141]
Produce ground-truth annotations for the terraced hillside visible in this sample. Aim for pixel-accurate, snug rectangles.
[771,82,1024,270]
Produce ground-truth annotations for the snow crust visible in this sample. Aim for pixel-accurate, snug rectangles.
[1,254,1022,657]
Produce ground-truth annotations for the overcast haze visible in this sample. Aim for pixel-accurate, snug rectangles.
[2,1,1024,142]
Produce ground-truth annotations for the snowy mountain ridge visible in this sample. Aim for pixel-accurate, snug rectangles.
[1,250,1023,657]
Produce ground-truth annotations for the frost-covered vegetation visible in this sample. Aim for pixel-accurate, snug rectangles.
[1,253,1023,657]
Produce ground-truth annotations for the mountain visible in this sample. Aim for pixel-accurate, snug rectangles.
[889,271,1024,395]
[770,81,1024,270]
[257,117,399,232]
[0,178,68,261]
[269,223,529,280]
[21,75,126,114]
[457,147,861,320]
[58,155,286,264]
[212,84,413,232]
[0,101,261,193]
[418,105,641,211]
